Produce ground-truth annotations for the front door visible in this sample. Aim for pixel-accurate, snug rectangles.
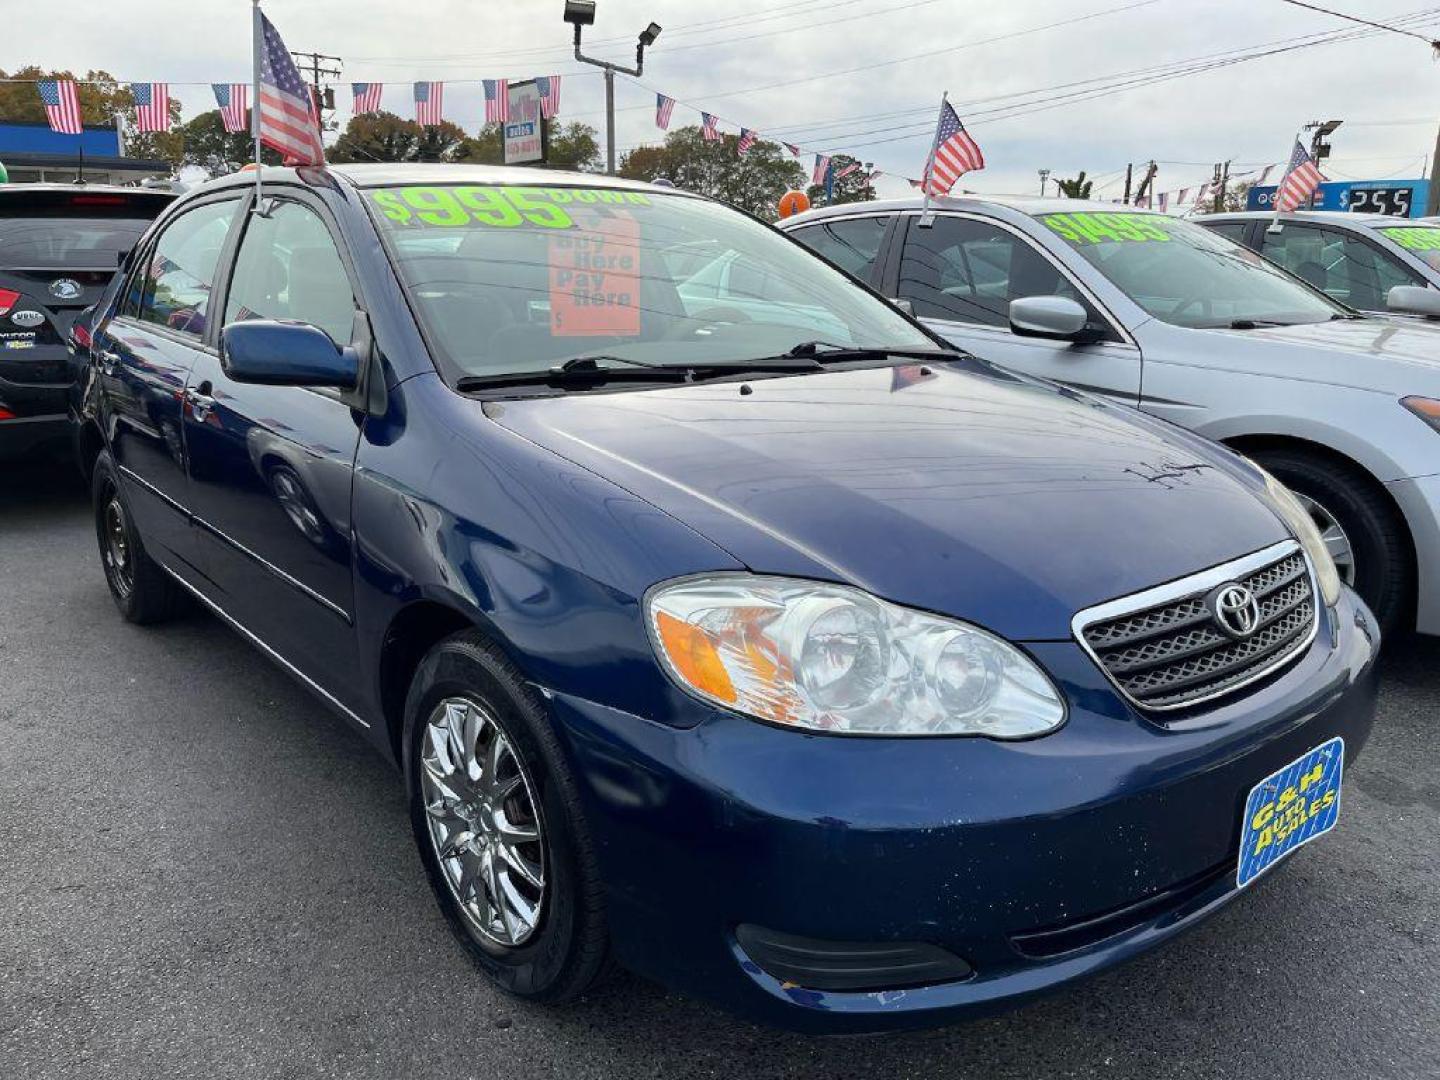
[891,213,1142,405]
[182,195,365,705]
[98,196,242,568]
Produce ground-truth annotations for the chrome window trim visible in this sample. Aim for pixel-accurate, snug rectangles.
[1072,539,1320,713]
[158,562,370,729]
[894,208,1137,349]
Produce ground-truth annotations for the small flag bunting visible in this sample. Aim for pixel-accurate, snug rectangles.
[783,142,800,157]
[131,83,169,133]
[656,93,675,130]
[352,82,383,115]
[536,75,561,120]
[213,83,250,133]
[484,79,509,124]
[37,79,82,135]
[414,81,444,127]
[701,112,720,141]
[813,155,831,186]
[737,128,757,156]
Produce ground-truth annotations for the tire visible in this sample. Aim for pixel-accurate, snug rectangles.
[1252,449,1413,635]
[404,630,609,1003]
[91,450,185,625]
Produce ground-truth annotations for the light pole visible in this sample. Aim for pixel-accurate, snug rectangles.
[1038,168,1050,197]
[565,1,662,175]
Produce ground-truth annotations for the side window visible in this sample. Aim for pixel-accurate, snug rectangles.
[134,199,240,337]
[1261,224,1423,310]
[225,201,357,345]
[1204,222,1250,246]
[898,216,1108,333]
[789,216,891,282]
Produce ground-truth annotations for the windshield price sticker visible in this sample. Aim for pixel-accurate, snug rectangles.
[1041,212,1174,245]
[549,215,642,337]
[1380,227,1440,253]
[369,186,651,230]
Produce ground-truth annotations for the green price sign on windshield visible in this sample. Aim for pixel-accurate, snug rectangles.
[368,186,652,231]
[1040,212,1176,246]
[1380,227,1440,253]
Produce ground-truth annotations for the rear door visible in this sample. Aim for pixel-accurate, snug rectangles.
[0,190,170,431]
[182,192,364,701]
[94,194,243,567]
[785,213,896,287]
[889,212,1141,404]
[1258,221,1423,313]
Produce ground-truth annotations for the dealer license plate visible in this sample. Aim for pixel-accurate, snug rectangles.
[1237,737,1344,889]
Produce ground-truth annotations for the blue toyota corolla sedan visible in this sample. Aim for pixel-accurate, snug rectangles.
[74,164,1379,1033]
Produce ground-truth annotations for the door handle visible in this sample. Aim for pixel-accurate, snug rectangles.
[185,381,216,417]
[98,350,121,376]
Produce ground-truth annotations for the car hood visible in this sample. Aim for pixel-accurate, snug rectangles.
[488,362,1290,640]
[1208,317,1440,390]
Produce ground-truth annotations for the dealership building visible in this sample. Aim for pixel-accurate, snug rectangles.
[0,121,169,185]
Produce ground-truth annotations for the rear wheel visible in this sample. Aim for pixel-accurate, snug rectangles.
[92,451,184,625]
[1252,449,1412,635]
[405,631,609,1002]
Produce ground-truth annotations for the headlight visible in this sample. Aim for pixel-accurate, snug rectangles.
[646,576,1066,737]
[1259,469,1343,608]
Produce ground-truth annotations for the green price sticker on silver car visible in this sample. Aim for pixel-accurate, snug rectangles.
[367,186,651,231]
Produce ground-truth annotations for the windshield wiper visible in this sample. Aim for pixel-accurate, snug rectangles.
[781,341,958,363]
[1226,319,1300,330]
[456,354,821,392]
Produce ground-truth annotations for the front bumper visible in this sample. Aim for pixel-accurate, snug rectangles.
[1387,473,1440,636]
[548,589,1380,1034]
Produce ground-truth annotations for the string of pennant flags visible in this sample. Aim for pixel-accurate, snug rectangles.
[25,58,1311,207]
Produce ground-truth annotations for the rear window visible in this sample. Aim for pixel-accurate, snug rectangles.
[0,192,170,269]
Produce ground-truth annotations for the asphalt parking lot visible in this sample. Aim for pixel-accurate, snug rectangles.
[1,461,1436,1080]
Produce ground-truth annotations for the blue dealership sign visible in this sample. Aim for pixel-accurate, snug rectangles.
[1247,178,1429,217]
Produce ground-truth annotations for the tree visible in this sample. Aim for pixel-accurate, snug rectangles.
[454,121,601,171]
[618,126,806,220]
[1188,179,1253,215]
[805,154,875,207]
[328,112,467,164]
[1056,171,1093,199]
[0,66,183,170]
[177,110,280,177]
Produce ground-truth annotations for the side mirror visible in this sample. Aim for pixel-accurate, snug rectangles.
[1009,295,1097,342]
[220,319,359,389]
[1386,285,1440,320]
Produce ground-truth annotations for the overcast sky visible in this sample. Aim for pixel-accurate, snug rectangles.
[10,0,1439,199]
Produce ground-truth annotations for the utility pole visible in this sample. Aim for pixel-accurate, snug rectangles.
[1123,162,1133,204]
[1133,160,1157,205]
[291,50,342,135]
[1038,168,1050,197]
[1212,160,1230,213]
[1428,122,1440,216]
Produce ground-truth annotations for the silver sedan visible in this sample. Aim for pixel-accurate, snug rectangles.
[779,196,1440,636]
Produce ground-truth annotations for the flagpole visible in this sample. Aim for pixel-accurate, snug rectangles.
[252,0,263,211]
[1268,129,1306,235]
[920,91,947,227]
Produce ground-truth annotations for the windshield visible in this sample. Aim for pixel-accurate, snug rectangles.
[1038,211,1346,328]
[0,216,151,269]
[364,184,937,379]
[1379,224,1440,272]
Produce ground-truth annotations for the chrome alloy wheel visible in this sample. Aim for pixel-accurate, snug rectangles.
[420,697,546,947]
[102,495,134,598]
[1294,492,1357,587]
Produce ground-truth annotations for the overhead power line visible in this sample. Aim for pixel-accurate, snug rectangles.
[1278,0,1440,46]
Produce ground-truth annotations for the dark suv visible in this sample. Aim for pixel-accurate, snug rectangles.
[0,184,174,461]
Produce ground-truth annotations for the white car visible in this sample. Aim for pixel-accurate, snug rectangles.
[779,196,1440,635]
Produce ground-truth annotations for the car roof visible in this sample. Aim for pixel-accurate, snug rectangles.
[1201,210,1403,228]
[190,163,699,199]
[779,193,1168,226]
[0,182,176,201]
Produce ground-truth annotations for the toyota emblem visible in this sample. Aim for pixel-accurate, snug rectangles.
[1208,583,1262,640]
[49,278,82,301]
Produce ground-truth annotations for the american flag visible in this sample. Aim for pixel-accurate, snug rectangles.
[783,142,800,157]
[131,83,169,133]
[737,128,757,156]
[37,79,82,135]
[923,99,983,197]
[812,155,830,186]
[1178,187,1190,203]
[1157,192,1169,212]
[1195,182,1211,204]
[413,82,444,127]
[869,169,883,182]
[213,83,250,133]
[701,112,720,141]
[835,162,860,180]
[483,79,508,124]
[656,93,675,130]
[1274,141,1323,213]
[1257,163,1276,186]
[536,76,561,120]
[908,177,925,189]
[352,82,383,115]
[257,12,325,165]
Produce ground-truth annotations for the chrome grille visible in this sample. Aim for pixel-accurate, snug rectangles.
[1074,544,1318,712]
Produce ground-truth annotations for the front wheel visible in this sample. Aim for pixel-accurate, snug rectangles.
[1253,449,1413,635]
[405,631,609,1002]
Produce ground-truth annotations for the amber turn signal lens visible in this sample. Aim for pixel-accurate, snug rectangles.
[1402,396,1440,432]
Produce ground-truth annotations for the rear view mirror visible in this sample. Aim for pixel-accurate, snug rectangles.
[1010,296,1097,342]
[1386,285,1440,320]
[221,319,359,389]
